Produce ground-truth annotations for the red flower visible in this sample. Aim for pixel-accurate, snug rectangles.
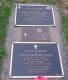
[34,76,48,80]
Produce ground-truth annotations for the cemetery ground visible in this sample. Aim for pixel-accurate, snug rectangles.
[0,1,13,74]
[0,0,68,80]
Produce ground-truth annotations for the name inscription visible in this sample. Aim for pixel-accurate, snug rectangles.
[15,5,55,26]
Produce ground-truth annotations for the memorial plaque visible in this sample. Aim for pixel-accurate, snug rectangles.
[10,42,64,78]
[15,4,55,26]
[22,27,50,42]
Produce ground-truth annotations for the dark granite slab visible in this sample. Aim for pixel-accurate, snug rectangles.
[15,4,55,26]
[10,42,64,78]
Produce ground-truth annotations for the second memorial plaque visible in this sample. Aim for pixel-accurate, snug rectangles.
[22,27,50,42]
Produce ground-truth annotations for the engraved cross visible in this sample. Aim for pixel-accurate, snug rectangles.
[34,44,38,50]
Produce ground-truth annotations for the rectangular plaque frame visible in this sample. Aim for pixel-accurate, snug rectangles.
[10,42,64,78]
[22,27,50,42]
[15,4,56,27]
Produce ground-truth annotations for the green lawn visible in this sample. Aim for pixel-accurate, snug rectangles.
[16,0,58,4]
[61,14,68,44]
[0,0,13,73]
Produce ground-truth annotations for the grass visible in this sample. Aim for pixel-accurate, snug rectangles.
[64,2,68,9]
[0,1,13,74]
[61,14,68,44]
[58,0,68,45]
[0,6,11,43]
[16,0,58,4]
[0,47,4,72]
